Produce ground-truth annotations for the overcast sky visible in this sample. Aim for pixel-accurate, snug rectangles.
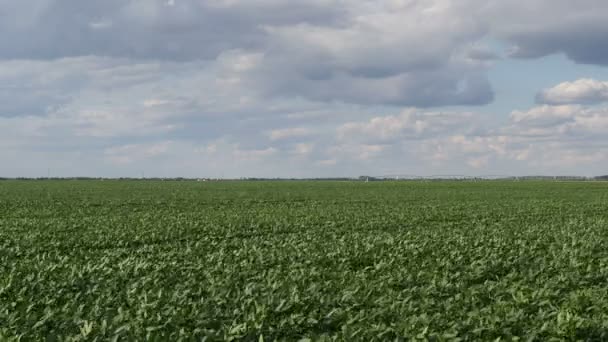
[2,0,608,178]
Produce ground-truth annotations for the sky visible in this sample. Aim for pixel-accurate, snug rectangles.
[2,0,608,178]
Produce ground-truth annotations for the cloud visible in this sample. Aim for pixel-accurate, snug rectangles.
[0,0,345,61]
[331,143,388,161]
[104,141,173,165]
[508,105,608,137]
[510,105,582,129]
[329,103,608,175]
[536,79,608,105]
[4,99,608,177]
[467,155,490,169]
[484,0,608,65]
[292,143,314,156]
[3,1,608,177]
[0,0,495,108]
[233,146,278,161]
[267,127,311,141]
[2,0,608,114]
[338,109,478,143]
[253,66,494,107]
[249,0,494,106]
[466,45,501,61]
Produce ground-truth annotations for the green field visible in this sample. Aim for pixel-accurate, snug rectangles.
[2,180,608,340]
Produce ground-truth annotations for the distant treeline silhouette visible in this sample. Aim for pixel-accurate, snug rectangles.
[0,175,607,181]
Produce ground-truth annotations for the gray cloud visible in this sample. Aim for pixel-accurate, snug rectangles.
[0,0,495,108]
[234,0,495,106]
[0,0,345,61]
[3,1,608,177]
[485,0,608,65]
[252,63,494,107]
[2,0,608,113]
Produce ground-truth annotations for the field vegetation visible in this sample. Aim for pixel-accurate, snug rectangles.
[2,180,608,340]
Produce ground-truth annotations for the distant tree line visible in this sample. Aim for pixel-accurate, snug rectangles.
[1,176,608,181]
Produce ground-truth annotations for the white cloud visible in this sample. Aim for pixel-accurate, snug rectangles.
[292,143,314,156]
[510,105,580,128]
[338,109,477,142]
[316,159,337,167]
[104,141,173,165]
[3,1,608,177]
[327,143,389,162]
[467,155,490,169]
[142,99,171,107]
[267,127,311,141]
[326,103,608,175]
[536,79,608,105]
[508,105,608,137]
[89,19,113,30]
[4,100,608,177]
[233,146,278,161]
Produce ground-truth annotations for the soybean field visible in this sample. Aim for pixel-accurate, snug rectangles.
[2,180,608,341]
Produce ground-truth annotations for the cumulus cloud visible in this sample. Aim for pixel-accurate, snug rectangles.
[5,0,608,68]
[510,105,582,128]
[536,79,608,105]
[330,103,608,175]
[0,55,308,161]
[508,105,608,137]
[3,1,608,177]
[292,143,314,156]
[0,0,495,108]
[0,0,344,61]
[104,141,173,165]
[267,127,311,141]
[251,0,494,106]
[484,0,608,65]
[338,109,478,142]
[2,0,608,114]
[4,99,608,177]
